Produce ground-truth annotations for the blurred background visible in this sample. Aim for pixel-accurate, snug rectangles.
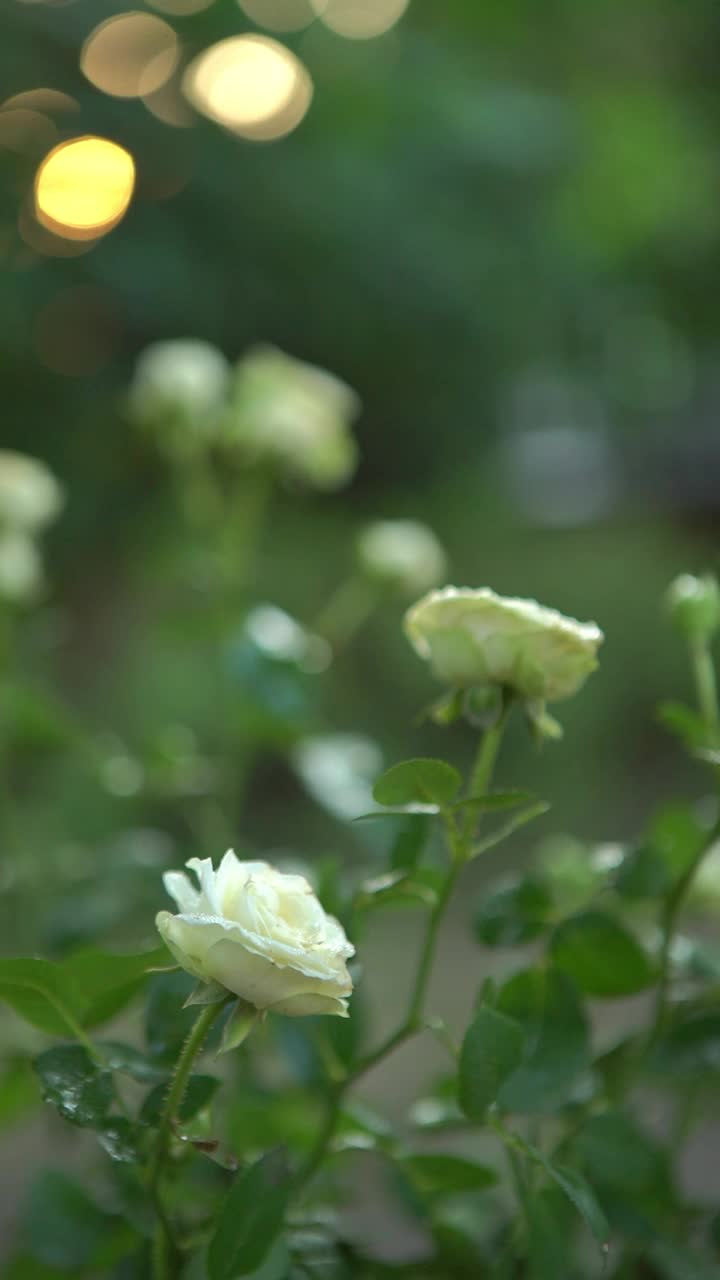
[2,0,720,1261]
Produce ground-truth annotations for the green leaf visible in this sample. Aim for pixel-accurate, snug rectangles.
[468,801,550,860]
[390,816,428,870]
[647,1012,720,1082]
[401,1153,497,1195]
[458,1005,525,1120]
[356,869,440,911]
[533,1154,609,1245]
[550,911,655,997]
[658,701,713,752]
[0,958,85,1038]
[207,1149,290,1280]
[474,874,553,946]
[219,1001,259,1054]
[101,1041,169,1083]
[451,789,537,814]
[34,1044,113,1128]
[61,946,169,1027]
[96,1117,139,1163]
[573,1112,669,1199]
[496,969,590,1113]
[615,844,672,899]
[141,1073,219,1126]
[372,758,462,808]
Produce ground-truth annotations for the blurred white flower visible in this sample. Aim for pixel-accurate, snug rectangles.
[293,732,383,820]
[227,345,359,490]
[128,339,230,450]
[157,850,354,1017]
[0,451,63,531]
[0,530,43,602]
[405,586,603,702]
[356,519,446,594]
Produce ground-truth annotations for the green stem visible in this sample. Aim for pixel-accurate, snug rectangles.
[463,706,509,843]
[297,720,508,1195]
[648,815,720,1045]
[691,637,719,730]
[314,576,379,652]
[147,1000,227,1279]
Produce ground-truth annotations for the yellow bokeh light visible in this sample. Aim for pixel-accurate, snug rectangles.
[2,89,79,116]
[183,35,313,140]
[312,0,409,39]
[34,137,136,241]
[237,0,326,33]
[81,12,179,99]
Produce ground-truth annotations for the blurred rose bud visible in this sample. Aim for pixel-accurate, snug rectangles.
[128,339,230,454]
[0,530,43,602]
[0,451,63,531]
[157,850,354,1017]
[404,586,603,703]
[666,573,720,641]
[226,345,359,490]
[356,519,446,595]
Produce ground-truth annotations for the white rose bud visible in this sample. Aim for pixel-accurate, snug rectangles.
[404,586,603,702]
[227,345,359,490]
[0,451,63,531]
[356,520,447,594]
[666,573,720,641]
[0,531,43,602]
[156,850,354,1017]
[128,340,230,445]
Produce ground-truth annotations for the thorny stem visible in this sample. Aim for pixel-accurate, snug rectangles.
[147,1000,228,1279]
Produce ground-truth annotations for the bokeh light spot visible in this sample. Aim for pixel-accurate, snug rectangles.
[0,109,57,156]
[34,137,136,241]
[238,0,326,33]
[313,0,409,39]
[3,89,79,116]
[81,12,179,99]
[184,35,313,140]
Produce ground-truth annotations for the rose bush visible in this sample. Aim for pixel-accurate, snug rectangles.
[156,850,354,1017]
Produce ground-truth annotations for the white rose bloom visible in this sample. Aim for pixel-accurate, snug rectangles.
[404,586,603,702]
[0,531,43,601]
[156,850,354,1017]
[129,340,230,435]
[0,452,63,531]
[356,520,446,594]
[227,346,359,490]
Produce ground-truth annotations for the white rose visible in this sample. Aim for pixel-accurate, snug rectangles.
[356,520,447,594]
[128,340,230,448]
[0,451,63,531]
[404,586,603,702]
[156,850,354,1017]
[226,345,359,490]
